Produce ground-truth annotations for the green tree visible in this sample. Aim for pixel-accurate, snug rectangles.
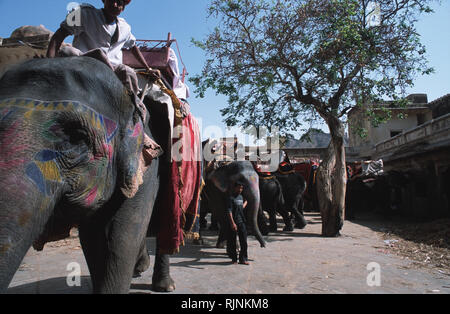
[191,0,435,236]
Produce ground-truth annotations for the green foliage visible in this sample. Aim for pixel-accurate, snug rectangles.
[364,95,411,128]
[191,0,436,135]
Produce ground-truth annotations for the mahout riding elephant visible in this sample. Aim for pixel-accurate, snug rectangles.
[258,175,293,232]
[0,56,197,293]
[275,170,308,229]
[201,161,266,249]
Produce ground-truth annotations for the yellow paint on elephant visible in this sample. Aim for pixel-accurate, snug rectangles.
[5,99,16,107]
[25,100,37,108]
[91,112,101,130]
[24,110,34,120]
[15,99,27,108]
[56,102,67,111]
[35,160,62,182]
[39,197,51,212]
[34,102,47,111]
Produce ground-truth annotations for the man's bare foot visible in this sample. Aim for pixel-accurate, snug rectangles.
[239,261,250,265]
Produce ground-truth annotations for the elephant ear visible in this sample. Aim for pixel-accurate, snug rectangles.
[117,106,162,199]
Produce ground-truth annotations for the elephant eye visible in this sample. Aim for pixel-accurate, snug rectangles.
[65,127,89,145]
[56,113,91,147]
[54,116,91,154]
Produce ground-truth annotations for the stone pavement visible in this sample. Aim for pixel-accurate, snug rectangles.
[6,214,450,294]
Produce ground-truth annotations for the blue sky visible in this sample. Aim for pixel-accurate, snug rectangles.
[0,0,449,140]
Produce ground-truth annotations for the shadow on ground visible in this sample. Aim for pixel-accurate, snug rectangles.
[7,276,92,294]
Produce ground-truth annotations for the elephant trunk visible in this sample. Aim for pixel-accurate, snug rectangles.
[0,169,57,292]
[243,175,266,248]
[0,191,37,291]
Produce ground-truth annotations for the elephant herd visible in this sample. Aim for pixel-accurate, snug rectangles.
[201,160,309,246]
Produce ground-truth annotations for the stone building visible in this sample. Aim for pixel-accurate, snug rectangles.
[347,94,433,155]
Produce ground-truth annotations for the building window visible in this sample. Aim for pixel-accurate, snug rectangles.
[417,114,426,126]
[390,130,402,137]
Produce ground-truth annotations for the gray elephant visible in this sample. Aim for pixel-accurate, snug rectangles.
[258,174,293,232]
[275,168,308,229]
[202,161,266,249]
[0,56,200,293]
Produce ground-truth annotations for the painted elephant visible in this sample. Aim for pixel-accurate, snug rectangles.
[275,170,308,229]
[202,161,266,249]
[258,175,293,232]
[0,56,183,293]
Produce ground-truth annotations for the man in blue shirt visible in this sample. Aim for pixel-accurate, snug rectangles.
[226,181,250,265]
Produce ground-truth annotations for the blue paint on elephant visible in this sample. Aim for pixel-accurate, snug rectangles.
[25,163,46,195]
[0,108,15,121]
[35,150,60,162]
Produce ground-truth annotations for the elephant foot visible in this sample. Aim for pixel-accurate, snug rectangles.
[295,222,307,229]
[193,237,204,245]
[283,225,294,232]
[216,240,226,248]
[295,219,308,229]
[152,274,176,292]
[133,249,151,277]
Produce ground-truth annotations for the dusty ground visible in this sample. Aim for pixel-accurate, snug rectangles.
[6,213,450,294]
[380,218,450,271]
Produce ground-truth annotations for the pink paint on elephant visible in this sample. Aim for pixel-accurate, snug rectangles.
[0,120,28,169]
[85,186,98,207]
[131,122,142,138]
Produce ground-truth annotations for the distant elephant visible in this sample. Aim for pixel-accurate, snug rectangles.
[202,161,266,249]
[275,170,308,229]
[258,175,293,232]
[0,56,200,293]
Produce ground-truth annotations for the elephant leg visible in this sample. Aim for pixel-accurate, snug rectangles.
[210,211,219,231]
[216,224,227,248]
[268,209,278,232]
[133,240,151,278]
[292,207,308,229]
[277,207,293,231]
[80,171,156,293]
[199,202,208,230]
[152,244,175,292]
[256,207,269,236]
[80,217,148,293]
[200,214,208,230]
[78,221,109,293]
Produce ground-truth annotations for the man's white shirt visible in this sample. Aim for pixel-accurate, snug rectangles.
[61,4,136,67]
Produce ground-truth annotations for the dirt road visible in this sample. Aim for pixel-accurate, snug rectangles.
[6,214,450,294]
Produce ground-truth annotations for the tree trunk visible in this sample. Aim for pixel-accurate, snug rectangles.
[316,116,346,237]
